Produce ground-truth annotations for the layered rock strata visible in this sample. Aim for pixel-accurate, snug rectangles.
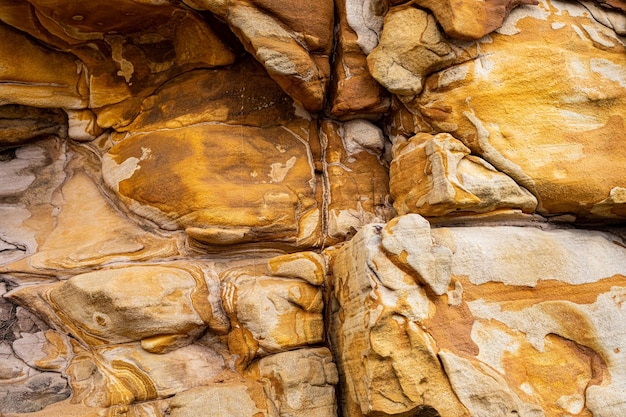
[1,0,626,416]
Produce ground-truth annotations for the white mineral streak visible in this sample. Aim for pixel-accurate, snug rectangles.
[345,0,385,53]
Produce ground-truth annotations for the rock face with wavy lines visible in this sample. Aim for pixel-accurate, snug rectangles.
[1,1,626,416]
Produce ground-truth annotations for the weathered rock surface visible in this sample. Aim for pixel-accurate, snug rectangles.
[330,214,626,416]
[412,0,626,220]
[390,132,537,217]
[1,1,626,416]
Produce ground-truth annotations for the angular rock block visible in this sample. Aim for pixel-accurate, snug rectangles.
[390,132,537,217]
[247,347,338,417]
[407,0,626,220]
[220,266,324,367]
[330,214,626,417]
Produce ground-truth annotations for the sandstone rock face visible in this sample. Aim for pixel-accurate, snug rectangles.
[408,0,626,220]
[330,214,626,417]
[2,1,626,416]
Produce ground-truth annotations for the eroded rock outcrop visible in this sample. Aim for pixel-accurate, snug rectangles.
[2,0,626,416]
[329,214,626,416]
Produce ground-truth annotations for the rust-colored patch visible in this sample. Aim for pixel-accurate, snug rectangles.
[423,278,479,356]
[459,274,626,311]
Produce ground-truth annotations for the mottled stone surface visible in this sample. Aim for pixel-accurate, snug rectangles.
[413,0,626,220]
[330,214,626,416]
[1,1,626,416]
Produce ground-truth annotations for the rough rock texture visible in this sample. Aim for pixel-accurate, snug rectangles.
[2,0,626,416]
[330,214,626,416]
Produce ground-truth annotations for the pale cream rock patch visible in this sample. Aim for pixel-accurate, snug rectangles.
[64,109,102,142]
[345,0,386,54]
[381,214,452,295]
[439,350,545,417]
[170,382,275,417]
[342,119,385,156]
[435,226,626,286]
[367,6,458,97]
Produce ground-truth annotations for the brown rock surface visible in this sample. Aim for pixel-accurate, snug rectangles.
[329,0,391,119]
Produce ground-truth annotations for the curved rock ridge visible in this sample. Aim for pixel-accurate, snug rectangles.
[1,1,626,416]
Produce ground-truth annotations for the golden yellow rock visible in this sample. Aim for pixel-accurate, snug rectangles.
[413,0,539,40]
[103,124,321,247]
[321,119,393,243]
[390,132,537,217]
[0,105,67,147]
[0,22,88,109]
[412,0,626,219]
[267,251,326,286]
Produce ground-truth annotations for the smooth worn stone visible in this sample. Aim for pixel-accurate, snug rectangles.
[413,0,626,220]
[3,0,235,125]
[12,331,71,372]
[390,132,537,217]
[7,263,229,348]
[170,381,275,417]
[19,172,180,272]
[103,124,321,248]
[0,22,88,109]
[0,138,67,268]
[266,251,326,286]
[0,372,71,414]
[118,57,308,133]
